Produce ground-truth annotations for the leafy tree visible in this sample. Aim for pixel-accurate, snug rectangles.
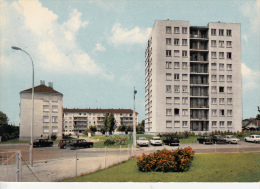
[100,126,106,135]
[0,111,8,127]
[125,126,133,134]
[256,114,260,120]
[107,113,116,135]
[103,113,109,136]
[137,120,145,134]
[0,111,19,141]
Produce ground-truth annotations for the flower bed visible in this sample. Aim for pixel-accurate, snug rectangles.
[136,147,195,172]
[104,136,129,146]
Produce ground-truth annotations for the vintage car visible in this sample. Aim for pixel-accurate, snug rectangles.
[136,137,149,146]
[224,135,240,144]
[244,135,260,143]
[69,139,94,149]
[212,135,226,144]
[197,136,213,144]
[58,139,72,149]
[33,139,53,147]
[163,136,179,146]
[150,137,162,146]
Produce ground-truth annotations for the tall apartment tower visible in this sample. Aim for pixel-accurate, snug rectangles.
[145,20,242,134]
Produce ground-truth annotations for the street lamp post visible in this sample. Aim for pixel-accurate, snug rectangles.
[12,46,34,167]
[132,87,137,147]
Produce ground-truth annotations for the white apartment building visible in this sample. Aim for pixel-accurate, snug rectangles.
[63,109,138,135]
[145,20,242,134]
[20,80,63,141]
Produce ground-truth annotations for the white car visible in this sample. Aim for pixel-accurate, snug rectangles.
[244,135,260,143]
[150,137,162,146]
[136,137,149,146]
[224,135,240,144]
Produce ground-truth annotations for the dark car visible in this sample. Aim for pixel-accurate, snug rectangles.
[212,135,226,144]
[69,139,93,149]
[58,139,71,149]
[33,139,53,147]
[197,136,213,144]
[163,136,179,146]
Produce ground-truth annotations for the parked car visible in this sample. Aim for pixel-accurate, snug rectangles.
[33,139,53,147]
[58,139,71,149]
[244,135,260,143]
[224,135,240,144]
[197,136,213,144]
[69,139,94,149]
[163,136,179,146]
[150,137,162,146]
[136,137,149,146]
[212,135,226,144]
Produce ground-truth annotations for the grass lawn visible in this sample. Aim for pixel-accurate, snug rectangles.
[65,152,260,182]
[0,138,29,144]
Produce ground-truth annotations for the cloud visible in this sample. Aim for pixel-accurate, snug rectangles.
[0,0,113,80]
[241,63,260,91]
[93,43,106,52]
[109,23,152,45]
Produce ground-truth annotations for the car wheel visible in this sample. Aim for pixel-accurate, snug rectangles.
[245,139,247,142]
[90,144,93,148]
[229,141,231,144]
[64,145,67,149]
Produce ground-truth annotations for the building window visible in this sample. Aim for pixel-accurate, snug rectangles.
[227,41,232,47]
[52,126,58,133]
[227,98,232,105]
[174,50,180,56]
[220,121,225,127]
[166,26,172,34]
[227,75,232,82]
[43,116,49,123]
[166,121,172,128]
[220,110,225,116]
[227,52,232,59]
[174,109,180,115]
[166,50,171,57]
[219,75,225,82]
[166,38,172,45]
[211,29,216,36]
[174,85,180,92]
[211,40,216,47]
[211,86,217,93]
[182,109,188,116]
[174,38,179,45]
[212,109,217,116]
[174,121,180,128]
[174,74,180,80]
[227,30,232,36]
[43,126,49,133]
[227,87,232,93]
[174,62,180,69]
[211,75,217,82]
[182,39,187,46]
[182,121,188,127]
[219,29,224,36]
[182,97,188,104]
[166,97,172,104]
[43,105,49,112]
[182,62,188,69]
[227,121,232,127]
[182,74,188,81]
[166,85,172,93]
[182,51,188,57]
[211,52,217,59]
[52,105,58,112]
[219,98,225,105]
[182,85,188,93]
[166,61,172,69]
[219,86,224,93]
[219,52,224,59]
[212,98,217,105]
[227,64,232,70]
[182,27,187,34]
[227,110,232,116]
[166,73,172,81]
[166,109,172,116]
[211,63,217,70]
[212,121,217,127]
[219,63,224,70]
[219,41,224,48]
[174,27,180,34]
[174,97,180,104]
[52,116,58,123]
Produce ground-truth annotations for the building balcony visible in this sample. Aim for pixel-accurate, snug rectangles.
[190,57,208,62]
[190,117,208,120]
[190,34,208,39]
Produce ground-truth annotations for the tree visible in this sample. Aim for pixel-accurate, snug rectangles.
[107,113,116,135]
[125,126,133,134]
[137,120,145,134]
[0,111,8,127]
[103,113,109,136]
[256,114,260,120]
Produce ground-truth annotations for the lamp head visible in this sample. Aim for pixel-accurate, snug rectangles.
[11,46,22,50]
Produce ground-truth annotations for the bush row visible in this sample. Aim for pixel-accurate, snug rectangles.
[136,147,195,172]
[104,136,129,146]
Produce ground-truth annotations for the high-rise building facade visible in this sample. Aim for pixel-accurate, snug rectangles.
[145,20,242,134]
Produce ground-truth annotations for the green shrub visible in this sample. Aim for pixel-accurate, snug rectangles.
[136,147,195,172]
[104,136,129,146]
